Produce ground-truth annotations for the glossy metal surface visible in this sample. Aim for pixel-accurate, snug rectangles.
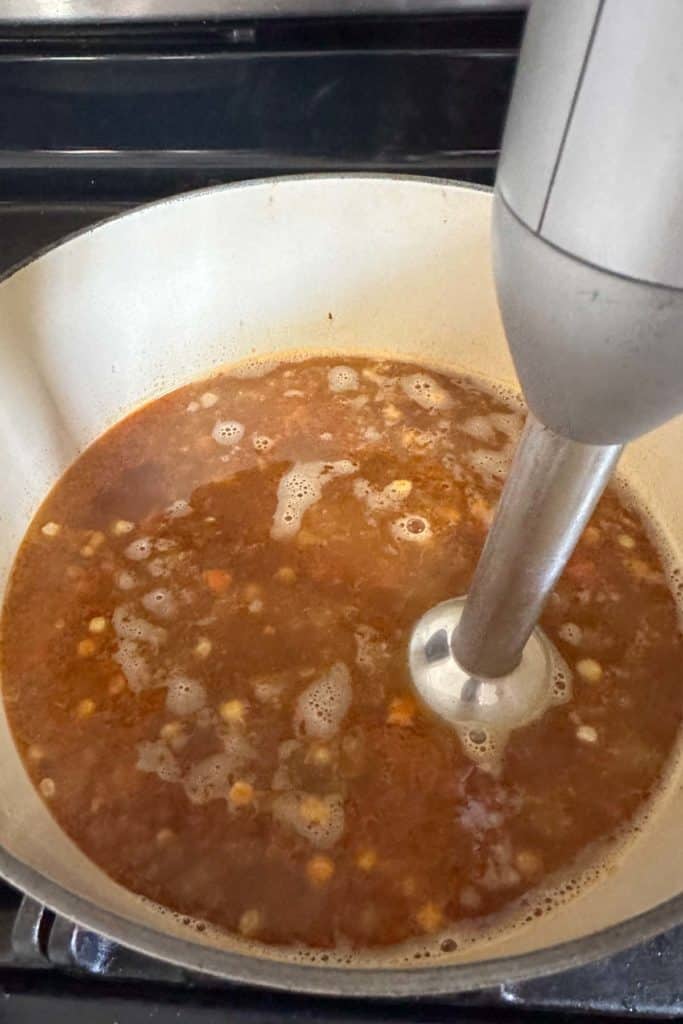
[453,414,621,676]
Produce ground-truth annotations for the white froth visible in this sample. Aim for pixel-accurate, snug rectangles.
[115,569,138,590]
[353,478,411,516]
[141,588,177,620]
[124,537,153,561]
[183,753,231,805]
[558,622,583,646]
[460,415,496,443]
[272,792,345,849]
[146,558,169,579]
[271,460,357,540]
[390,515,433,544]
[112,604,166,649]
[328,365,359,392]
[113,639,150,692]
[165,674,206,716]
[295,662,352,739]
[136,740,180,782]
[212,420,245,447]
[400,373,453,411]
[229,358,280,379]
[252,433,274,452]
[354,625,388,672]
[166,499,192,519]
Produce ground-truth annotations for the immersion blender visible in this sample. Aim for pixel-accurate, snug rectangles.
[410,0,683,743]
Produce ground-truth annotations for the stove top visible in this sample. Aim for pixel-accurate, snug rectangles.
[0,5,682,1020]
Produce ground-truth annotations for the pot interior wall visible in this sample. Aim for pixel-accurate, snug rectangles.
[0,177,681,974]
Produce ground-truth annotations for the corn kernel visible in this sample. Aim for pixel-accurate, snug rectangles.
[618,533,636,549]
[383,403,402,424]
[193,637,212,659]
[229,780,254,807]
[80,545,95,558]
[200,391,218,408]
[416,901,443,933]
[76,698,96,719]
[88,616,107,634]
[219,699,246,725]
[27,744,44,762]
[387,695,416,727]
[77,638,96,657]
[515,849,544,878]
[238,908,262,937]
[156,828,175,846]
[274,566,296,584]
[356,849,377,872]
[583,525,600,544]
[306,854,335,886]
[41,521,61,537]
[576,658,603,684]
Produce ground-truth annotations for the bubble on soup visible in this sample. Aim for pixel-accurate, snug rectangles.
[229,358,281,379]
[115,569,138,590]
[136,740,180,782]
[295,662,352,739]
[112,604,166,650]
[212,420,245,447]
[558,622,583,646]
[113,639,150,692]
[354,625,388,672]
[460,415,496,443]
[400,373,453,411]
[183,753,232,805]
[141,588,177,620]
[390,515,432,544]
[272,791,345,849]
[328,365,359,393]
[166,499,192,519]
[165,673,206,716]
[353,478,412,517]
[271,460,357,540]
[124,537,153,561]
[252,434,273,452]
[467,447,514,485]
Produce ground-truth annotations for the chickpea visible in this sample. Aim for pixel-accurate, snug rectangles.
[576,658,603,684]
[387,695,416,727]
[238,908,262,937]
[416,902,443,934]
[229,780,254,808]
[306,855,335,886]
[76,698,96,719]
[219,699,246,726]
[356,849,377,872]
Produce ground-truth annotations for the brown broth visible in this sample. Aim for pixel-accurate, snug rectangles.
[2,356,681,951]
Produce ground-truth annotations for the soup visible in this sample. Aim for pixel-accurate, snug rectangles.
[1,356,680,951]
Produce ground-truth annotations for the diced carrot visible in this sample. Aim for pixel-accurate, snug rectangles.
[203,568,232,594]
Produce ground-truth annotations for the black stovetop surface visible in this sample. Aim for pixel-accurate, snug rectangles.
[1,8,682,1021]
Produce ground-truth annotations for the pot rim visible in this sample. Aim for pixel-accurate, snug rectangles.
[1,173,681,996]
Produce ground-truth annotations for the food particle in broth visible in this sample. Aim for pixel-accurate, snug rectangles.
[1,355,681,952]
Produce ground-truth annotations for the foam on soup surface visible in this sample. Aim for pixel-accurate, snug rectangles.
[2,355,681,952]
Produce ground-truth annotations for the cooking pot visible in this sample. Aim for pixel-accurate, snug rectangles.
[0,176,681,996]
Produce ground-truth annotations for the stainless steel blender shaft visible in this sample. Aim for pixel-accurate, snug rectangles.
[451,414,622,679]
